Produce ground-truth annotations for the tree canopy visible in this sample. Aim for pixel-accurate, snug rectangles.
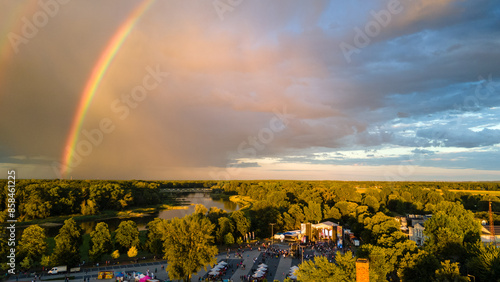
[115,220,140,250]
[161,214,218,282]
[51,218,82,267]
[18,225,47,263]
[297,252,356,282]
[89,222,112,262]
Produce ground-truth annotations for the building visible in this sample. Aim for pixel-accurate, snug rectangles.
[299,221,343,245]
[480,225,500,245]
[409,222,426,246]
[406,214,431,246]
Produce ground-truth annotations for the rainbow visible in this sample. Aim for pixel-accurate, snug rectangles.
[60,0,154,178]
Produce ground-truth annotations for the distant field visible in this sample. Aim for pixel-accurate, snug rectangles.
[448,189,500,195]
[356,187,380,193]
[356,187,500,197]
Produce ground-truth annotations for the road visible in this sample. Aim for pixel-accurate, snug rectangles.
[8,243,324,282]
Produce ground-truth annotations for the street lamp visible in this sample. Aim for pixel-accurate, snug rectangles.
[270,223,276,245]
[300,245,305,264]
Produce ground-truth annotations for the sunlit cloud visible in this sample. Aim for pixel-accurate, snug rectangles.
[0,0,499,180]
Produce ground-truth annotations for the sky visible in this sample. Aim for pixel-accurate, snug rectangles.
[1,0,500,181]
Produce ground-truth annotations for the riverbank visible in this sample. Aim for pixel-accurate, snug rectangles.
[15,204,189,227]
[229,195,254,211]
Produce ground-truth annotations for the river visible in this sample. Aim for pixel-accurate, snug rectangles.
[39,192,239,237]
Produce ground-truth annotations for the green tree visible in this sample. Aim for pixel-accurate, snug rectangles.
[207,207,227,225]
[18,225,47,263]
[81,199,99,215]
[52,218,82,266]
[400,249,440,282]
[362,212,406,247]
[194,204,208,215]
[323,206,341,221]
[236,237,243,244]
[465,242,500,281]
[363,195,380,212]
[0,225,9,269]
[359,245,395,282]
[424,201,481,259]
[115,220,139,250]
[283,212,296,231]
[335,201,358,219]
[20,191,52,220]
[127,246,138,258]
[231,210,251,238]
[332,184,361,202]
[287,204,306,229]
[224,233,235,245]
[297,252,355,282]
[41,255,52,268]
[435,260,469,282]
[161,215,218,282]
[145,218,166,255]
[303,201,322,223]
[89,222,112,262]
[216,217,234,245]
[20,257,33,271]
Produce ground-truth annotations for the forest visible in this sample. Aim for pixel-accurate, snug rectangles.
[1,179,500,281]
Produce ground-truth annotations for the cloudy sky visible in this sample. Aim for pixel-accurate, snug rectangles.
[1,0,500,181]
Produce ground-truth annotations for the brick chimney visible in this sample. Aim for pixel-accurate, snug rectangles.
[356,258,369,282]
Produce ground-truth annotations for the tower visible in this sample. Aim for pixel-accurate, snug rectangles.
[489,201,496,245]
[356,258,369,282]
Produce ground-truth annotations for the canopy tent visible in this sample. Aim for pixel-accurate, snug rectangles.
[257,266,268,271]
[208,270,220,276]
[218,261,228,265]
[252,272,265,278]
[115,273,125,277]
[258,263,267,267]
[139,276,151,282]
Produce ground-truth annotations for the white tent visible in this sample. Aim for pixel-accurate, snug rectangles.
[258,263,267,267]
[218,261,228,265]
[208,270,219,276]
[253,272,265,278]
[212,265,223,270]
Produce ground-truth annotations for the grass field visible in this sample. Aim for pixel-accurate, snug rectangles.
[448,189,500,195]
[229,195,254,211]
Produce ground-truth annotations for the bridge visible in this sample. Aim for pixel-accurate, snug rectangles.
[159,188,213,193]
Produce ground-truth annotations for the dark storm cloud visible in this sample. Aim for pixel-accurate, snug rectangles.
[417,127,500,148]
[1,0,499,179]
